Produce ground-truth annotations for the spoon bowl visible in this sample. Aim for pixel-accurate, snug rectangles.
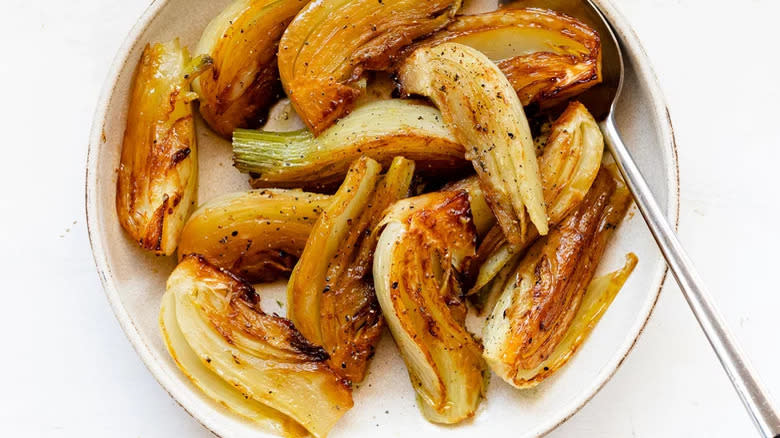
[498,0,620,120]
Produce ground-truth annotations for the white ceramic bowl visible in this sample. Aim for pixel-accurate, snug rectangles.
[86,1,678,436]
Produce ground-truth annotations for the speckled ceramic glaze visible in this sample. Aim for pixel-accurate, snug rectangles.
[86,0,679,436]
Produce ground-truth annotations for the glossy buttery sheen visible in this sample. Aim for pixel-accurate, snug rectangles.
[86,0,678,436]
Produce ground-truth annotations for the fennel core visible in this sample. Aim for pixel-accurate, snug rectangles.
[233,129,316,174]
[232,99,466,190]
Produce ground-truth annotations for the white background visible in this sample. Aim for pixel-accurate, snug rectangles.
[0,0,778,436]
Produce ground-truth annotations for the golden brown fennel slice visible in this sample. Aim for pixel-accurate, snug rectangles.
[178,189,332,283]
[160,289,309,438]
[399,42,548,245]
[232,99,466,191]
[442,176,496,238]
[483,170,634,388]
[374,191,487,424]
[167,255,353,437]
[277,0,461,135]
[288,157,415,383]
[407,7,601,107]
[116,39,211,256]
[470,101,604,294]
[192,0,308,137]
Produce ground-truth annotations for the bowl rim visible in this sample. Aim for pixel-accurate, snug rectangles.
[85,1,680,436]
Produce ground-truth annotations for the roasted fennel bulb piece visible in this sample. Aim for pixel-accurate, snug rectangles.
[288,157,415,383]
[469,225,519,301]
[166,255,353,437]
[277,0,461,134]
[160,286,309,438]
[116,39,211,256]
[193,0,307,137]
[178,189,331,283]
[471,101,604,294]
[483,170,633,388]
[374,190,487,424]
[234,100,466,190]
[409,8,601,107]
[538,102,605,220]
[399,42,548,246]
[442,176,495,238]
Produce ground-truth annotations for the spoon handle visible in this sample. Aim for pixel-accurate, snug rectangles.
[601,115,780,438]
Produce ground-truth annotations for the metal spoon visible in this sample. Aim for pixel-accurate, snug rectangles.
[496,0,780,435]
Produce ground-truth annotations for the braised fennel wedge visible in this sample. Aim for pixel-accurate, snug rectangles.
[178,189,331,283]
[374,190,487,424]
[407,8,602,107]
[163,255,353,437]
[160,286,309,438]
[193,0,307,137]
[442,176,495,238]
[483,170,634,388]
[399,42,548,245]
[471,101,604,295]
[288,157,415,383]
[277,0,461,134]
[116,39,211,256]
[234,99,466,191]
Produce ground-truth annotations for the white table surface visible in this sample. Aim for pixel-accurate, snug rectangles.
[1,0,778,436]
